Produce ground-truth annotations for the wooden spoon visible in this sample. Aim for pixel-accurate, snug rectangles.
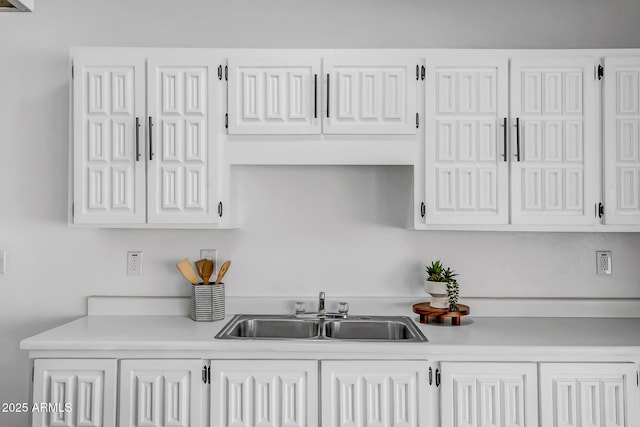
[195,259,207,283]
[176,258,198,285]
[201,259,213,285]
[214,260,231,285]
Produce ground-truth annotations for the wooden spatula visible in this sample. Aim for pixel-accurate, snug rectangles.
[214,260,231,285]
[176,258,198,285]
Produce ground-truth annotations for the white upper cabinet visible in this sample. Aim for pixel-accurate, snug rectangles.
[72,49,224,227]
[323,55,418,134]
[540,363,640,427]
[73,52,146,224]
[425,56,509,224]
[510,57,599,225]
[603,56,640,225]
[228,56,321,134]
[146,54,220,223]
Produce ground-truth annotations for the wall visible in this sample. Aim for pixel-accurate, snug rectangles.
[2,0,640,425]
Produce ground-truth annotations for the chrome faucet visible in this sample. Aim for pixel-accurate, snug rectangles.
[318,292,325,314]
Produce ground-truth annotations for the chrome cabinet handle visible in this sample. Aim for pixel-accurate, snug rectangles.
[326,73,330,118]
[148,116,154,161]
[135,117,141,161]
[515,117,521,162]
[502,117,507,162]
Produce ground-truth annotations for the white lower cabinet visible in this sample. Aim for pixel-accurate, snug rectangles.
[32,359,117,427]
[118,359,203,427]
[539,363,640,427]
[439,362,538,427]
[210,360,318,427]
[321,360,430,427]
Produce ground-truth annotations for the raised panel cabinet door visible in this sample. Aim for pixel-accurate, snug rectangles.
[227,56,321,134]
[440,362,538,427]
[540,363,640,427]
[32,359,117,427]
[321,360,429,427]
[323,55,418,134]
[603,57,640,224]
[146,54,222,224]
[72,52,146,224]
[119,359,203,427]
[210,359,318,427]
[510,57,600,225]
[424,55,509,224]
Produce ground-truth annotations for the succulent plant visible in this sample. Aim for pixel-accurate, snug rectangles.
[425,260,460,311]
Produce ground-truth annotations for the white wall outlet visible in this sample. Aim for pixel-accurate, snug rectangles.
[0,249,5,274]
[596,251,612,275]
[200,249,218,276]
[127,251,142,276]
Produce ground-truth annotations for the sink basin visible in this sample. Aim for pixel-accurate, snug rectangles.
[222,317,320,339]
[324,319,417,341]
[215,314,427,342]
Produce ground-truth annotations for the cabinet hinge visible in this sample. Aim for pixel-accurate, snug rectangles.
[225,113,228,129]
[218,201,223,218]
[225,65,228,81]
[31,365,34,382]
[202,365,211,384]
[71,64,74,79]
[597,64,604,81]
[218,65,223,80]
[416,65,419,81]
[435,368,441,387]
[416,112,419,129]
[597,202,604,219]
[428,367,433,385]
[636,370,638,386]
[420,202,426,218]
[421,65,425,81]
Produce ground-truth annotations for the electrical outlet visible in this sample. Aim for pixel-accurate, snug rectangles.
[596,251,612,275]
[127,251,142,276]
[200,249,218,276]
[0,249,5,274]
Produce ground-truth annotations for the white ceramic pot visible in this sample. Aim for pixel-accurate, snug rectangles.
[425,280,449,309]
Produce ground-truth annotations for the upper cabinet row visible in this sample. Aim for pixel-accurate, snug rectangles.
[69,49,640,230]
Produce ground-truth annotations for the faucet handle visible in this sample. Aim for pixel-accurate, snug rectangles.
[338,302,349,314]
[319,291,325,298]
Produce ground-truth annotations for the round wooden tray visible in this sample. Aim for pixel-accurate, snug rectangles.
[412,302,470,325]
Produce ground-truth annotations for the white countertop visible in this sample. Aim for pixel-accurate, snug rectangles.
[20,315,640,361]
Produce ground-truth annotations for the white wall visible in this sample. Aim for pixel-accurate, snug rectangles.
[2,0,640,425]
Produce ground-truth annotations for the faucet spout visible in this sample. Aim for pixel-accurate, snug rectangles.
[318,292,325,314]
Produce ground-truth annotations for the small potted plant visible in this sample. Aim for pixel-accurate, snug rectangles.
[425,260,460,311]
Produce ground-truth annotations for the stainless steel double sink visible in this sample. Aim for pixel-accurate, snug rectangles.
[215,314,427,342]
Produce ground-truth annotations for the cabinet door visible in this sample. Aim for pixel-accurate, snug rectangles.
[603,57,640,224]
[32,359,117,427]
[146,54,221,224]
[440,362,538,427]
[119,359,203,427]
[73,52,146,224]
[540,363,640,427]
[228,56,321,134]
[425,56,509,224]
[210,359,318,427]
[323,55,418,134]
[321,360,429,427]
[511,57,599,225]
